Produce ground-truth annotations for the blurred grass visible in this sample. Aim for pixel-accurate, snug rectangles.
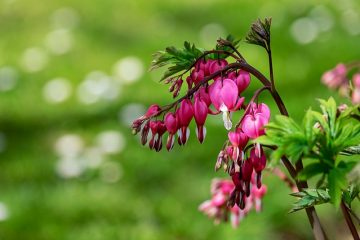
[0,0,359,239]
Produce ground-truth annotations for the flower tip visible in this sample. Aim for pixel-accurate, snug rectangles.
[222,111,232,130]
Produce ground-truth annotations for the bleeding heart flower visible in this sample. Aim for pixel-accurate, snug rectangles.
[228,129,248,160]
[242,103,270,139]
[242,113,268,139]
[250,146,266,173]
[250,146,266,188]
[194,86,211,106]
[241,159,253,196]
[141,121,150,145]
[191,69,205,85]
[164,112,178,150]
[228,70,251,94]
[209,59,228,75]
[194,97,208,143]
[177,99,194,145]
[199,177,267,228]
[209,79,244,130]
[251,184,267,212]
[131,104,162,134]
[149,120,167,152]
[254,103,271,120]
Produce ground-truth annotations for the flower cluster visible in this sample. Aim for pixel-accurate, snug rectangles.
[214,107,269,214]
[132,58,251,152]
[132,52,272,227]
[322,62,360,104]
[199,177,267,228]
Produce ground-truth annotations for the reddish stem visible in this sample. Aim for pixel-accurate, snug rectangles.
[341,200,360,240]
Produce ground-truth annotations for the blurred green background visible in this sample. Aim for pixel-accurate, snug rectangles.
[0,0,359,239]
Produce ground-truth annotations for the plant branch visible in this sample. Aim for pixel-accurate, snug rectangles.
[341,200,360,240]
[155,61,272,117]
[267,49,275,89]
[344,203,360,225]
[265,47,327,239]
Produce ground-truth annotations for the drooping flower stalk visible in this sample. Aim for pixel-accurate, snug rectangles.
[132,18,329,240]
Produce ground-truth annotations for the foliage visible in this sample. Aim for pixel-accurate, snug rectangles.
[150,41,204,81]
[289,189,330,213]
[257,98,360,208]
[149,35,240,81]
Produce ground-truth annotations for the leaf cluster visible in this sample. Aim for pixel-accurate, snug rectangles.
[257,98,360,207]
[150,41,203,81]
[149,35,241,82]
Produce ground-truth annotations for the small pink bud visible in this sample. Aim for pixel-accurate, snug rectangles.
[353,73,360,88]
[321,63,348,89]
[215,150,225,171]
[145,104,161,118]
[352,88,360,104]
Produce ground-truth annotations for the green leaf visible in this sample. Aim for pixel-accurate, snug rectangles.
[328,168,347,208]
[298,163,327,181]
[289,189,330,213]
[341,145,360,155]
[150,41,204,81]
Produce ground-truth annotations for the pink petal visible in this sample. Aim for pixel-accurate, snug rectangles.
[209,80,223,110]
[220,79,239,110]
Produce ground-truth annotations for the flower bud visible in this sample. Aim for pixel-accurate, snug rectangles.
[141,121,150,145]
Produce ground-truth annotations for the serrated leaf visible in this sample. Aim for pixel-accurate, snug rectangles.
[317,189,330,200]
[289,189,330,213]
[150,41,204,81]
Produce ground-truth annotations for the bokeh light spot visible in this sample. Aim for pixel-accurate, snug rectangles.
[0,66,18,91]
[113,57,144,84]
[43,77,72,104]
[290,18,319,44]
[20,47,49,73]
